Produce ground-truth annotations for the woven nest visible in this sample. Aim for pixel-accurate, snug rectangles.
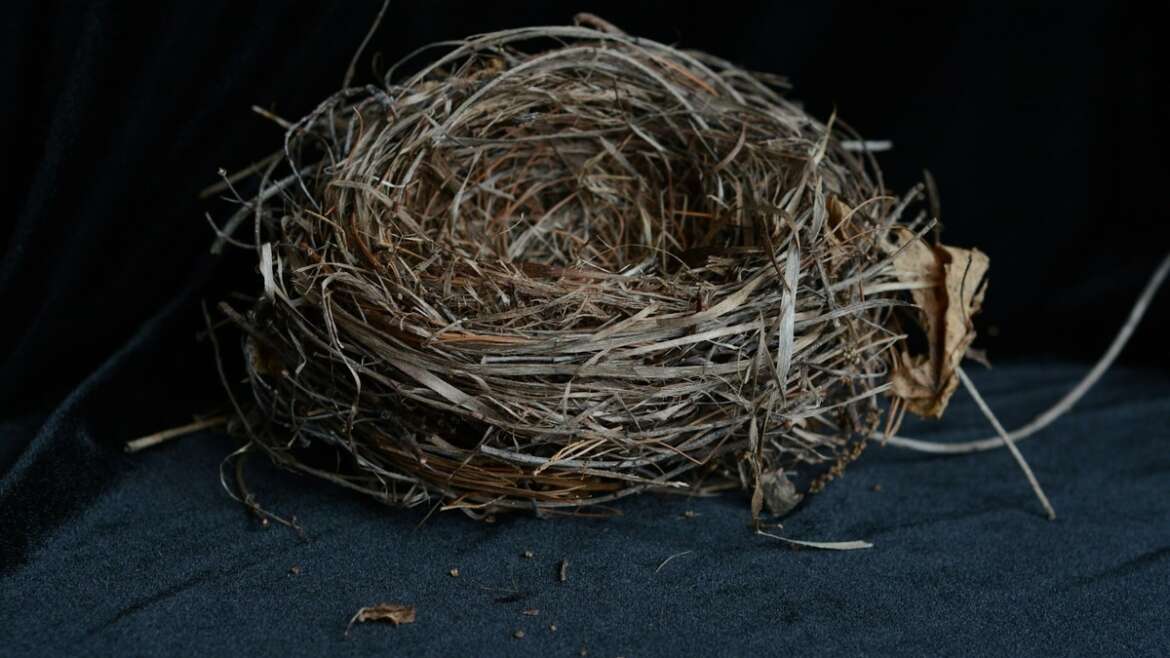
[218,17,985,519]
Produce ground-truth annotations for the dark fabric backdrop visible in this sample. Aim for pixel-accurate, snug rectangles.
[2,2,1168,655]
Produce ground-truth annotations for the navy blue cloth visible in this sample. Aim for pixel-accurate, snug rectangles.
[3,364,1169,655]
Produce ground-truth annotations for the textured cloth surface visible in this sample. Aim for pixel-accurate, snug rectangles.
[3,364,1168,656]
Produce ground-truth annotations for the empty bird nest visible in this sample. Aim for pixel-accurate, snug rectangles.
[210,15,990,522]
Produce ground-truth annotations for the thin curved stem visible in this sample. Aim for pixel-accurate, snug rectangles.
[957,366,1056,519]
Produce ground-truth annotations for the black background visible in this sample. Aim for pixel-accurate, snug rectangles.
[3,3,1168,655]
[5,1,1170,412]
[3,1,1167,421]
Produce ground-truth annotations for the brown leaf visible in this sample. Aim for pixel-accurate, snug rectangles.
[887,228,989,418]
[346,603,416,636]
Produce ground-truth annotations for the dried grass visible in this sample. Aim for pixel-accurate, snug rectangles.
[215,17,951,520]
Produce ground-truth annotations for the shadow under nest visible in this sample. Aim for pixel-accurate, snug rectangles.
[212,19,961,522]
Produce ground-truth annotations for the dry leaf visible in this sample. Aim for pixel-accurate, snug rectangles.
[886,227,989,418]
[346,603,416,636]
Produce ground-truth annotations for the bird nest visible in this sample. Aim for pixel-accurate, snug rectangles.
[216,17,987,520]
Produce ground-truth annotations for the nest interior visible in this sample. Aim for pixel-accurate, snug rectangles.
[220,19,956,519]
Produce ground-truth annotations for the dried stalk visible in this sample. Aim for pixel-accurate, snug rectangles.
[124,415,227,453]
[957,366,1056,520]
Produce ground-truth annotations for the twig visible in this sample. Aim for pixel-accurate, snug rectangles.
[756,530,873,551]
[124,415,227,453]
[343,0,390,89]
[956,366,1056,520]
[230,447,307,538]
[204,302,306,538]
[250,106,294,130]
[654,550,693,573]
[199,151,281,199]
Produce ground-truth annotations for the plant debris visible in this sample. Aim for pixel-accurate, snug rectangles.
[757,530,872,551]
[345,603,416,636]
[655,550,694,573]
[522,608,540,616]
[887,229,989,418]
[558,559,569,583]
[123,415,227,453]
